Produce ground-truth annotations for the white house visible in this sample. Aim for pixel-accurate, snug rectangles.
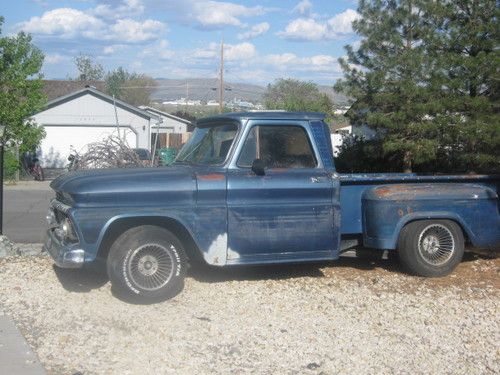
[139,106,192,134]
[330,124,376,155]
[32,87,159,168]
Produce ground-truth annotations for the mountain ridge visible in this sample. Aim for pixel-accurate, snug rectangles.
[151,78,349,106]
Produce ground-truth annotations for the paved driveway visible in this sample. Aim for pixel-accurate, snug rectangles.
[4,181,53,243]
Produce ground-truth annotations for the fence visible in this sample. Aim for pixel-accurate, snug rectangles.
[153,132,191,150]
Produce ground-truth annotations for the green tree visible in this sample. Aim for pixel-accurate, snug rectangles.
[336,0,499,174]
[335,0,439,172]
[74,53,104,81]
[0,16,46,154]
[264,78,333,114]
[424,0,499,173]
[105,67,156,106]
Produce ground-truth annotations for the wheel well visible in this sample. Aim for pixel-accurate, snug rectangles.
[399,218,470,244]
[96,217,204,263]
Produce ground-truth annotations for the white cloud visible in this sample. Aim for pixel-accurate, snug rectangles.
[265,53,339,73]
[278,18,326,41]
[103,44,128,54]
[237,22,270,40]
[225,42,256,60]
[266,53,299,67]
[156,0,268,29]
[192,42,256,61]
[18,8,105,38]
[44,53,65,64]
[110,19,165,42]
[142,40,176,60]
[292,0,313,15]
[327,8,359,34]
[191,46,217,59]
[92,0,144,19]
[278,8,359,41]
[17,7,165,43]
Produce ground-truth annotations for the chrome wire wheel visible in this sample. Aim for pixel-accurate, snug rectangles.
[127,244,175,291]
[417,224,455,266]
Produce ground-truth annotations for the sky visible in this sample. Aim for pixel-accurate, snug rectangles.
[2,0,361,86]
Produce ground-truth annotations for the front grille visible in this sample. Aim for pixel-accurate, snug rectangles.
[54,209,66,224]
[56,191,64,202]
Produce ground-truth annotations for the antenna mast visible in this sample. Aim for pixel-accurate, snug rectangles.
[219,39,224,114]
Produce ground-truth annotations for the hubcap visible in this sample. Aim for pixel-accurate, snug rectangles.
[127,244,175,291]
[417,224,455,266]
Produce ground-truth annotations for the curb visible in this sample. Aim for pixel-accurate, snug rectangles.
[0,311,46,375]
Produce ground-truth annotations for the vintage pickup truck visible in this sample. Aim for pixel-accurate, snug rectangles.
[44,112,500,302]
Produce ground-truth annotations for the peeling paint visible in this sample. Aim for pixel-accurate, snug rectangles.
[203,233,228,266]
[227,247,240,260]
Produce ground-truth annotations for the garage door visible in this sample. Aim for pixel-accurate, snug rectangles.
[40,126,137,168]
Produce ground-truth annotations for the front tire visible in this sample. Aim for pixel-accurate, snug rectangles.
[107,226,187,303]
[397,220,464,277]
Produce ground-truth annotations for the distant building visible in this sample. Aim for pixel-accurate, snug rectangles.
[139,106,193,134]
[32,86,159,168]
[330,123,376,155]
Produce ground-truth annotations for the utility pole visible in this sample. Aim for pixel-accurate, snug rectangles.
[113,95,121,142]
[185,81,189,113]
[219,39,224,114]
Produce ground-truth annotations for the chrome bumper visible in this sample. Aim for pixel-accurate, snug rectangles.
[43,229,85,268]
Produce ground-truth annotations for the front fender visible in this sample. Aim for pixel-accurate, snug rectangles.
[72,208,199,263]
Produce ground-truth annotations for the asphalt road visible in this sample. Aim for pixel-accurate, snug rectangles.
[4,182,53,243]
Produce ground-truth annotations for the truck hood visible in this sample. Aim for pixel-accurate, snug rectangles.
[50,166,197,207]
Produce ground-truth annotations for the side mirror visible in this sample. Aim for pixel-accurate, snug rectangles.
[251,158,265,176]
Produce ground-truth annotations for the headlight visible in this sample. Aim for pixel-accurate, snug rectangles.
[46,209,57,228]
[61,217,78,243]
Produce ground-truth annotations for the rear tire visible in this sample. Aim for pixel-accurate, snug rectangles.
[397,220,464,277]
[107,225,187,303]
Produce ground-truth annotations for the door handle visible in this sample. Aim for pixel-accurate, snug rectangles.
[311,176,327,183]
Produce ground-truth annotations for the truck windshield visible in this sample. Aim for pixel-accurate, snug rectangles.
[175,123,238,165]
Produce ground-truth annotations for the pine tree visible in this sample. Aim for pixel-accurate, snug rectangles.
[336,0,436,172]
[424,0,499,173]
[336,0,499,173]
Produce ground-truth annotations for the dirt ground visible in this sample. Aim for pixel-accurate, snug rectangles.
[0,249,498,375]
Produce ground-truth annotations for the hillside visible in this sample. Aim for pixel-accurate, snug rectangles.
[152,78,350,106]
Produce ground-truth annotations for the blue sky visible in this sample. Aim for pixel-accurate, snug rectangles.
[2,0,361,85]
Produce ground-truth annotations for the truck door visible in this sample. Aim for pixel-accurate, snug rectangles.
[226,121,339,263]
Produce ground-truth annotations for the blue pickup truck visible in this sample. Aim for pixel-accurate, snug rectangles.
[44,112,500,302]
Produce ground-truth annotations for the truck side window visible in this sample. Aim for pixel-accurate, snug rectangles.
[238,125,317,168]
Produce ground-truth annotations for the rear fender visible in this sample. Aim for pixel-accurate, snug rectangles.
[387,212,473,250]
[362,183,499,250]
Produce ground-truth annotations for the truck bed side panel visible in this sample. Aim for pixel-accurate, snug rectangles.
[339,174,499,236]
[362,183,500,249]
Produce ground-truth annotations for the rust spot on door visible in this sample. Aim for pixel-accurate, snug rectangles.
[197,174,225,181]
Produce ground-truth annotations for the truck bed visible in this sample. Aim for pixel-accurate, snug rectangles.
[339,173,499,235]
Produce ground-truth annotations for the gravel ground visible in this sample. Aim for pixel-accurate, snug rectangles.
[0,248,498,375]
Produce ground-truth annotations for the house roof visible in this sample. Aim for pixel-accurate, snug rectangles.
[44,86,158,121]
[139,106,193,125]
[42,80,105,101]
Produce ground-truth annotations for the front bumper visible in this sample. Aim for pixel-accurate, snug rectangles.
[43,229,85,268]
